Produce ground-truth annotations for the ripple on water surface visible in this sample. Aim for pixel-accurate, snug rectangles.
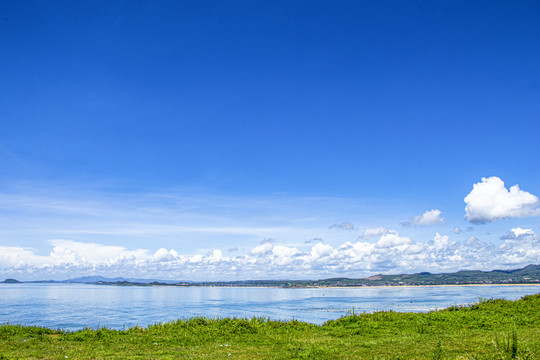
[0,283,538,330]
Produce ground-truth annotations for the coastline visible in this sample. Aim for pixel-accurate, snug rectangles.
[2,294,539,359]
[172,283,540,289]
[307,283,540,289]
[2,283,538,331]
[2,282,540,289]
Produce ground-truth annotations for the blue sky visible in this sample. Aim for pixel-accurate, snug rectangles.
[1,1,539,280]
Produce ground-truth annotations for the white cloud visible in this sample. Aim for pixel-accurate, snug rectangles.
[465,236,480,245]
[309,242,333,262]
[48,239,148,263]
[329,222,356,231]
[250,242,273,256]
[1,229,539,281]
[401,209,444,227]
[464,177,540,224]
[206,249,225,263]
[430,233,450,250]
[189,254,203,263]
[271,245,299,266]
[454,226,474,234]
[0,246,50,268]
[500,228,536,240]
[153,248,178,262]
[375,231,412,248]
[498,232,540,265]
[0,189,365,257]
[361,226,389,238]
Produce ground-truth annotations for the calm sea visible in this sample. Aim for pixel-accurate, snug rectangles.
[0,283,538,331]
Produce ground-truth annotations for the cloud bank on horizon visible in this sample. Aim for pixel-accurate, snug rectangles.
[1,176,538,281]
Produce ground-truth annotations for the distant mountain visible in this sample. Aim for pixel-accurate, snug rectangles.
[1,278,22,284]
[62,276,127,283]
[5,264,539,287]
[310,264,540,287]
[30,276,180,285]
[194,264,540,287]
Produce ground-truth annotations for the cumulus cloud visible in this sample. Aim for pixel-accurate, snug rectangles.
[500,228,537,240]
[361,226,389,238]
[401,209,444,227]
[309,242,333,262]
[271,245,299,266]
[375,231,412,248]
[465,236,480,245]
[250,242,273,256]
[206,249,225,263]
[329,222,356,231]
[453,226,474,234]
[153,248,178,262]
[0,246,50,268]
[2,230,539,281]
[464,177,540,224]
[48,239,148,264]
[498,232,540,265]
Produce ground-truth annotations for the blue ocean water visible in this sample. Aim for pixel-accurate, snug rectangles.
[0,283,538,331]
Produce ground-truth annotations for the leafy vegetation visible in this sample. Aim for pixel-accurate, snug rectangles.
[1,294,538,359]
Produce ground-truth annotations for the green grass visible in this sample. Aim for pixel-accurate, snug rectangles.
[1,294,538,359]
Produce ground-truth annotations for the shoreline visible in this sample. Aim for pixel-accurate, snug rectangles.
[307,283,540,289]
[3,294,538,359]
[2,282,540,289]
[176,283,540,289]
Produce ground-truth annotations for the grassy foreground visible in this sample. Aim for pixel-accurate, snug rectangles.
[1,294,538,359]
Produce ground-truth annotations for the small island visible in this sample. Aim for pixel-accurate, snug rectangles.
[0,278,22,284]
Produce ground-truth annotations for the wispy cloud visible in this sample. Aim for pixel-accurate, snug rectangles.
[453,226,473,234]
[0,189,347,249]
[361,226,389,239]
[329,222,356,231]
